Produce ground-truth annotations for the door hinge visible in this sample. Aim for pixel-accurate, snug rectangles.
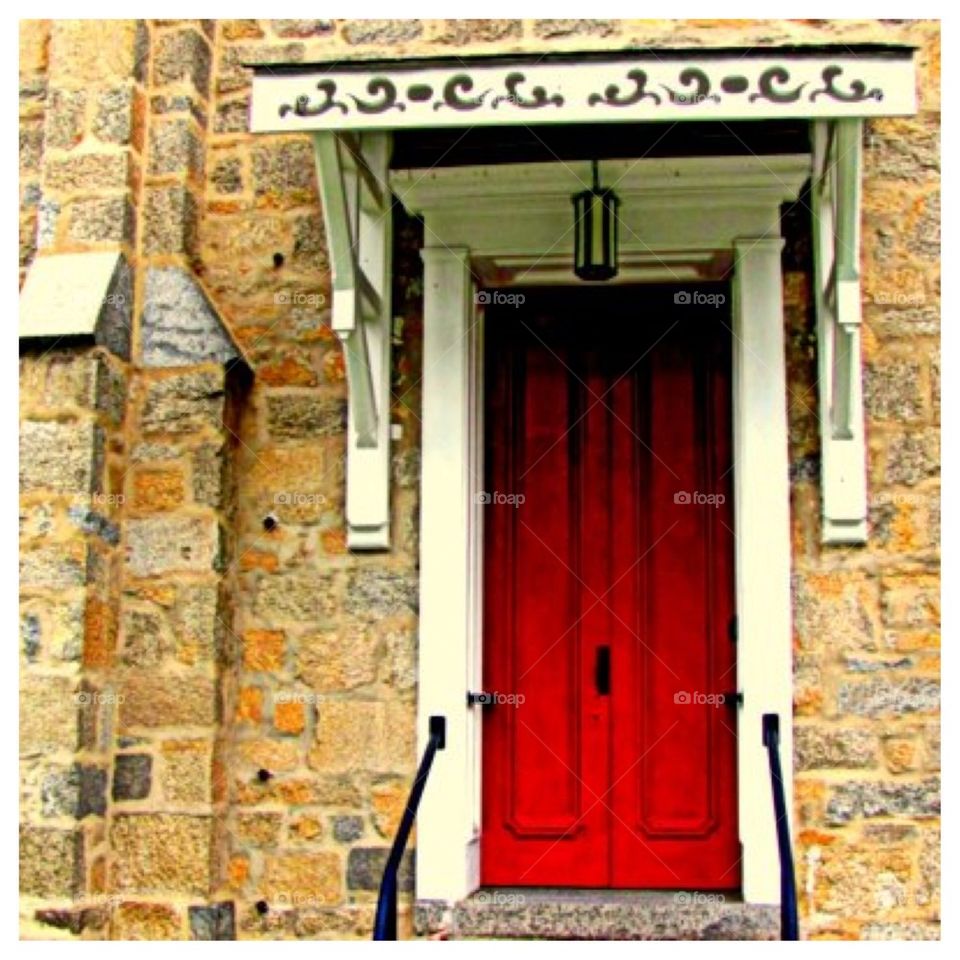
[728,615,738,643]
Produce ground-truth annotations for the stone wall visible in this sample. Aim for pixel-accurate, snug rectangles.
[19,18,939,940]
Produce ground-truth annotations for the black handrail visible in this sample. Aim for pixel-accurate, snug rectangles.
[762,713,799,941]
[373,715,446,940]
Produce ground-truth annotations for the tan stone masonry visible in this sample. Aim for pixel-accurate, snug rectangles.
[20,19,939,940]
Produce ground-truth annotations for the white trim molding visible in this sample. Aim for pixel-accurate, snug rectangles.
[731,237,795,904]
[312,131,393,549]
[250,46,917,132]
[416,246,483,901]
[812,120,869,544]
[400,157,806,907]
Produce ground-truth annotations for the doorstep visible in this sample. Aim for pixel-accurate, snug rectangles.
[415,889,781,940]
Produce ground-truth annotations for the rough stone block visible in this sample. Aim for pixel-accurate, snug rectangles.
[298,624,377,691]
[883,430,939,487]
[253,571,340,625]
[533,19,620,38]
[793,571,880,653]
[112,901,183,940]
[20,540,89,591]
[235,812,283,846]
[113,754,153,801]
[824,777,940,825]
[20,825,83,897]
[19,420,101,495]
[93,86,134,144]
[794,725,879,770]
[141,267,239,368]
[111,814,213,895]
[44,151,132,193]
[43,88,86,150]
[346,847,413,892]
[344,568,418,618]
[251,139,315,203]
[311,700,414,773]
[149,119,203,179]
[882,573,940,628]
[161,739,212,803]
[432,20,522,44]
[864,357,926,422]
[174,582,221,664]
[242,629,285,672]
[341,20,423,45]
[332,814,364,843]
[143,185,198,257]
[272,20,334,38]
[20,594,86,663]
[67,195,136,244]
[119,673,216,729]
[131,466,185,512]
[125,516,222,577]
[234,738,300,773]
[139,368,225,434]
[41,763,106,818]
[273,701,305,735]
[811,838,914,916]
[260,852,343,906]
[836,677,940,718]
[189,901,235,940]
[153,28,211,97]
[20,674,79,755]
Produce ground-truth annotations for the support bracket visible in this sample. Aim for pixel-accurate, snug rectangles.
[312,131,393,549]
[812,119,868,544]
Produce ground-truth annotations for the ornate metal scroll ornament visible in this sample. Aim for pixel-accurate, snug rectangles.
[350,78,405,114]
[434,74,493,111]
[749,67,807,104]
[494,72,564,109]
[810,65,883,102]
[588,69,662,107]
[278,80,347,118]
[661,68,721,106]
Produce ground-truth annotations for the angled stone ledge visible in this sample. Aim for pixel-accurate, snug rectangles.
[19,251,132,360]
[141,266,241,368]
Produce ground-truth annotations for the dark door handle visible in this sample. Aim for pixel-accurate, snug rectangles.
[595,645,611,696]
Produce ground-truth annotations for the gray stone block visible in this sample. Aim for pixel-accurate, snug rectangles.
[141,267,239,368]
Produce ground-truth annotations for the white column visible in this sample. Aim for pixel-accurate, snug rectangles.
[416,245,481,902]
[731,237,794,905]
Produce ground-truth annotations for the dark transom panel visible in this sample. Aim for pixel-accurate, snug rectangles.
[390,120,811,168]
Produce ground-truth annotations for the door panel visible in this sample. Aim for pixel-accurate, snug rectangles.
[481,287,739,890]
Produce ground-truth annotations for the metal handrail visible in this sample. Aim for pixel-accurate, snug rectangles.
[762,713,799,941]
[373,715,446,940]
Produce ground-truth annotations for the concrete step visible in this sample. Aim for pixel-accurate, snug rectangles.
[416,889,781,940]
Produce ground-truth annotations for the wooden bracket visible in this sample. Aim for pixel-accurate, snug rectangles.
[812,119,868,544]
[312,131,393,549]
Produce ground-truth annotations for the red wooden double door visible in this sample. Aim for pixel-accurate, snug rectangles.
[481,286,739,890]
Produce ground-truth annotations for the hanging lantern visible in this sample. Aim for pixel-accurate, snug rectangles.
[572,159,620,281]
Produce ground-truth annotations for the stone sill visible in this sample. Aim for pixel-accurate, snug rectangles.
[415,889,780,941]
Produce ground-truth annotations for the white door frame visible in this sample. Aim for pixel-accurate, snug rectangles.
[394,155,808,905]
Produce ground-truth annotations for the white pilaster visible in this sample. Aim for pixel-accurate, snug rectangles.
[416,245,482,902]
[732,237,794,905]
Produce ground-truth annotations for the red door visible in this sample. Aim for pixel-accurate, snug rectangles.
[481,286,739,890]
